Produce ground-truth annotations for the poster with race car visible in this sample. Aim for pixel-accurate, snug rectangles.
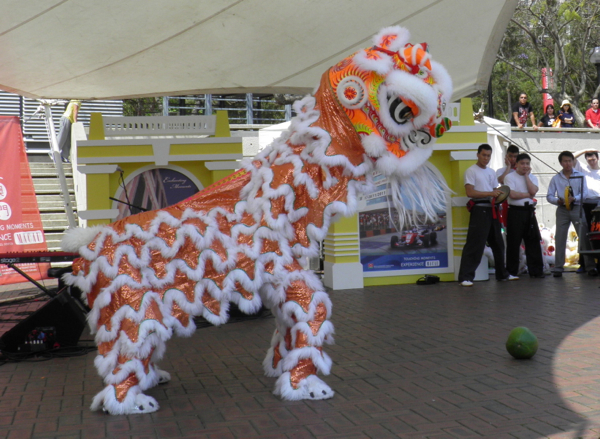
[358,165,453,276]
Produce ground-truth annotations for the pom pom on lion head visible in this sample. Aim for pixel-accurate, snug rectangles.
[324,25,452,177]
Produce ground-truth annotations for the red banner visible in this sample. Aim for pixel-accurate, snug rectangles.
[0,116,50,285]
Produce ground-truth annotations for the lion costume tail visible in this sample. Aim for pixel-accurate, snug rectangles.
[61,226,103,252]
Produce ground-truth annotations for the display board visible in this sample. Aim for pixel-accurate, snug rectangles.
[358,164,452,276]
[0,117,50,285]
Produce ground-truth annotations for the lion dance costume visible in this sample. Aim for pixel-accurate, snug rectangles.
[63,26,453,414]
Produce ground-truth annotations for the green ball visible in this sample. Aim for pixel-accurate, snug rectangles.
[506,326,538,359]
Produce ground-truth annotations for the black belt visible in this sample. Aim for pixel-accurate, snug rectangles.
[508,205,534,211]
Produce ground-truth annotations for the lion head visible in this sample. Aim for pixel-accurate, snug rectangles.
[328,26,453,178]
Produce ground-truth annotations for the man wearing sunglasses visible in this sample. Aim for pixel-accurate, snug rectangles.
[510,94,538,130]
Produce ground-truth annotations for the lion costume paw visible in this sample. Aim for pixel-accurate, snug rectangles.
[274,374,334,401]
[156,368,171,385]
[92,385,160,415]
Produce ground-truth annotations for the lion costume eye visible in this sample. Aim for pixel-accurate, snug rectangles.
[388,98,414,125]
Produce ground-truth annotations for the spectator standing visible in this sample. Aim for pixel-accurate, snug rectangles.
[496,144,519,228]
[573,149,600,274]
[585,98,600,129]
[558,100,575,128]
[57,99,81,163]
[458,144,515,286]
[538,104,558,128]
[510,93,538,129]
[496,144,519,185]
[504,153,545,278]
[546,151,594,277]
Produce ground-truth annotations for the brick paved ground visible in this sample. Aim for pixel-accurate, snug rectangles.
[2,274,600,438]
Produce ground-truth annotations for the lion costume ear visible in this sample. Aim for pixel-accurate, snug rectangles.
[373,26,411,51]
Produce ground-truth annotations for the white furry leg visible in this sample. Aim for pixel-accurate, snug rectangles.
[91,384,160,415]
[262,327,287,377]
[91,313,171,415]
[266,273,336,400]
[274,374,334,401]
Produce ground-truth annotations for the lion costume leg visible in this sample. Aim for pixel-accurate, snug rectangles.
[89,292,173,415]
[263,269,335,400]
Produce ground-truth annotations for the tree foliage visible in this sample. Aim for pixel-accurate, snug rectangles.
[474,0,600,125]
[123,97,162,116]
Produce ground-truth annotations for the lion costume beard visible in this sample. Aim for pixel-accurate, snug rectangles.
[62,25,452,415]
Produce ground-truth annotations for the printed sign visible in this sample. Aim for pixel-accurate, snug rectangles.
[0,117,50,285]
[358,165,452,276]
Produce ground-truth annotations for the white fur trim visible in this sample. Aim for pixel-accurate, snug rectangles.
[353,50,393,76]
[429,60,453,102]
[373,26,411,51]
[361,133,388,158]
[61,225,103,252]
[371,140,434,177]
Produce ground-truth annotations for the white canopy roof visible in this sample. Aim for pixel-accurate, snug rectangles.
[0,0,517,101]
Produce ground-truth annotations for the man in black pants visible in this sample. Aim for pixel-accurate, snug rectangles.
[458,144,516,286]
[504,153,545,278]
[573,149,600,274]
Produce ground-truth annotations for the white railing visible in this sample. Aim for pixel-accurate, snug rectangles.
[102,115,216,137]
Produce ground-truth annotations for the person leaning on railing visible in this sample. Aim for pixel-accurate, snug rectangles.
[510,93,538,130]
[538,104,558,128]
[558,100,575,128]
[585,98,600,130]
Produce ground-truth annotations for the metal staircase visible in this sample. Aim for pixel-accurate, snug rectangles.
[28,160,76,251]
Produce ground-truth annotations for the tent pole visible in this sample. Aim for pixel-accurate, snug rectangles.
[42,102,77,229]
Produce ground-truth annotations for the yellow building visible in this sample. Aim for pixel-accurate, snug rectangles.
[74,99,485,289]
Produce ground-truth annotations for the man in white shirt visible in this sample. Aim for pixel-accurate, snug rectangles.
[504,153,544,278]
[496,144,519,184]
[546,151,595,277]
[458,144,514,286]
[573,149,600,274]
[496,144,519,228]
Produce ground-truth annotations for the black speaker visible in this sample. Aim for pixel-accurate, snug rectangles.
[0,289,87,353]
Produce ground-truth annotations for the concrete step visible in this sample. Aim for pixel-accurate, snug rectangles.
[29,162,73,177]
[26,153,77,252]
[33,178,75,194]
[36,194,77,212]
[44,231,66,251]
[40,214,71,231]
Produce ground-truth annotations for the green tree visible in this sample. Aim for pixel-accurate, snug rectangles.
[477,0,600,125]
[123,97,162,116]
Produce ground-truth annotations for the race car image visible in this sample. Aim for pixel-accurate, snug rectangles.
[390,227,438,249]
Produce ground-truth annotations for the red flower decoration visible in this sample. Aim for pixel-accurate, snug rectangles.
[344,87,358,100]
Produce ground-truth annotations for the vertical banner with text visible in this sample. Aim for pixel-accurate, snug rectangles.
[0,116,50,285]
